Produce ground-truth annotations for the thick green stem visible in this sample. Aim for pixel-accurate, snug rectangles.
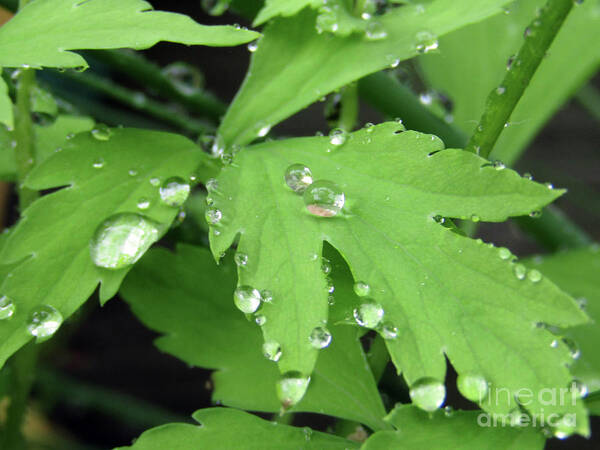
[466,0,574,158]
[84,50,226,122]
[574,83,600,123]
[13,69,38,211]
[339,84,359,132]
[58,69,212,136]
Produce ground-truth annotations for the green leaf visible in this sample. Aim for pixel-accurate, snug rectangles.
[0,0,260,69]
[363,405,544,449]
[116,407,359,450]
[525,246,600,396]
[253,0,320,26]
[120,244,388,430]
[0,124,16,180]
[0,128,203,369]
[209,122,588,434]
[218,0,512,146]
[0,77,11,129]
[419,0,600,165]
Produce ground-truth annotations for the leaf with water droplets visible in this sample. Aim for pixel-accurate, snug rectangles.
[209,122,588,435]
[253,0,322,26]
[363,405,544,449]
[115,407,358,450]
[0,128,203,368]
[219,0,513,146]
[119,245,388,430]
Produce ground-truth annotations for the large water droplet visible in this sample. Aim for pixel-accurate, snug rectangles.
[415,31,439,54]
[0,295,15,320]
[353,300,384,328]
[159,177,190,207]
[409,377,446,412]
[233,286,261,313]
[309,326,332,349]
[353,281,370,297]
[27,305,63,342]
[284,164,313,193]
[90,213,160,269]
[277,371,310,409]
[303,180,345,217]
[90,124,112,141]
[457,373,489,403]
[263,340,282,361]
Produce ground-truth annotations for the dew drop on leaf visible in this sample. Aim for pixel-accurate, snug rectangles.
[329,128,348,146]
[90,124,112,141]
[255,314,266,326]
[284,164,313,193]
[90,213,160,270]
[527,269,542,283]
[233,286,261,313]
[277,371,310,409]
[128,169,138,177]
[92,157,104,169]
[205,178,218,193]
[457,373,489,403]
[0,295,15,320]
[513,263,527,280]
[353,281,370,297]
[562,338,581,359]
[303,180,345,217]
[309,326,332,349]
[409,377,446,412]
[234,252,248,267]
[159,177,191,207]
[353,300,384,328]
[260,289,273,303]
[205,208,222,225]
[365,21,387,40]
[321,258,332,275]
[262,340,282,361]
[415,31,439,54]
[27,305,63,342]
[553,414,577,439]
[136,198,150,210]
[149,177,161,187]
[380,321,398,340]
[498,247,512,260]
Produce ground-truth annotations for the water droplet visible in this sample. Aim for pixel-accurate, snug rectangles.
[364,122,375,132]
[527,269,542,283]
[304,180,345,217]
[471,214,480,222]
[27,305,63,342]
[136,198,150,210]
[380,321,398,340]
[149,177,161,187]
[523,172,533,180]
[513,264,527,280]
[205,178,218,193]
[0,295,15,320]
[545,182,554,190]
[255,314,266,326]
[90,124,112,141]
[443,405,454,417]
[550,339,559,348]
[277,371,310,408]
[553,414,577,439]
[570,379,588,398]
[205,208,222,225]
[432,215,445,224]
[457,373,488,403]
[496,86,506,95]
[247,39,259,52]
[128,169,138,177]
[321,258,332,275]
[263,340,282,361]
[415,31,439,54]
[529,210,541,218]
[92,157,104,169]
[257,123,271,137]
[284,164,313,194]
[353,300,384,328]
[234,252,248,267]
[90,213,160,269]
[159,177,190,207]
[562,338,580,359]
[234,286,262,313]
[161,62,203,96]
[498,247,512,260]
[365,21,387,40]
[409,377,446,412]
[419,92,433,105]
[309,326,332,349]
[329,128,347,146]
[353,281,370,297]
[260,290,273,303]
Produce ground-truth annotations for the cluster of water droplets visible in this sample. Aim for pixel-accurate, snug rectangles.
[284,164,345,217]
[351,281,398,339]
[0,293,64,342]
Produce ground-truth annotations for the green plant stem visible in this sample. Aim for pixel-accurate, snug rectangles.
[358,72,467,148]
[339,84,359,132]
[0,344,39,450]
[57,70,212,136]
[13,68,38,211]
[466,0,574,158]
[574,83,600,123]
[84,50,226,122]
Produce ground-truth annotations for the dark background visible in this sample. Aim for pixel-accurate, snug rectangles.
[3,1,598,449]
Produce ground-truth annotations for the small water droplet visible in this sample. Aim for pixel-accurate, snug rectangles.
[457,373,488,403]
[149,177,161,187]
[309,326,332,349]
[513,264,527,280]
[159,177,190,207]
[90,124,112,141]
[257,123,271,137]
[545,182,554,189]
[247,39,259,52]
[415,31,439,54]
[128,169,138,177]
[90,213,160,269]
[353,281,370,297]
[365,21,387,40]
[409,377,446,412]
[284,164,313,193]
[206,178,218,193]
[27,305,63,342]
[263,340,282,361]
[380,321,398,340]
[527,269,542,283]
[353,300,384,328]
[136,198,150,210]
[255,314,266,326]
[523,172,533,180]
[498,247,512,260]
[277,371,310,408]
[92,157,104,169]
[443,406,454,417]
[304,180,345,217]
[529,210,541,218]
[321,258,332,275]
[553,414,577,439]
[471,214,480,222]
[234,286,261,313]
[235,252,248,267]
[205,208,222,225]
[329,128,347,146]
[0,295,16,320]
[260,290,273,303]
[364,122,375,132]
[496,86,506,95]
[562,338,580,359]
